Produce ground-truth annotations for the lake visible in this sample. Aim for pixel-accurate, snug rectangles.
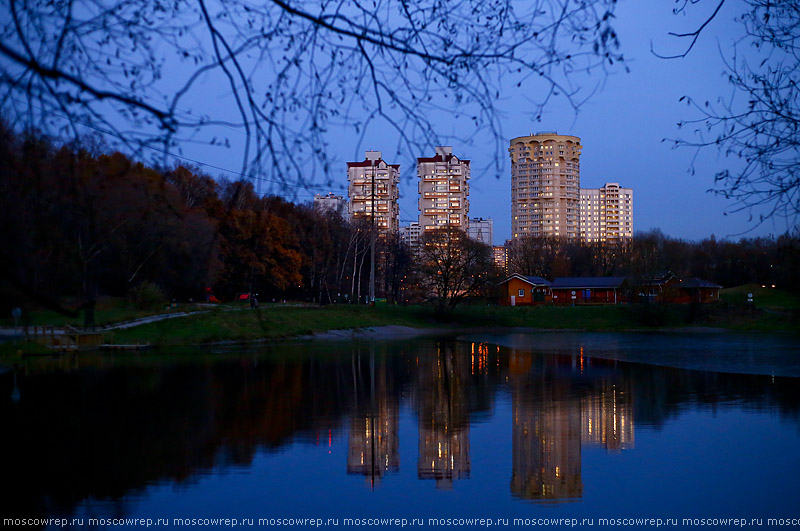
[1,332,799,530]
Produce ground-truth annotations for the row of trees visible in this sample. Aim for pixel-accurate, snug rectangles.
[0,126,424,323]
[507,229,800,293]
[1,127,798,324]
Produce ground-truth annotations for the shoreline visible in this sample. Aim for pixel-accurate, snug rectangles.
[2,325,799,378]
[295,324,739,342]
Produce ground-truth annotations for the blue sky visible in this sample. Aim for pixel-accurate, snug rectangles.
[268,0,793,244]
[19,0,792,244]
[409,0,792,244]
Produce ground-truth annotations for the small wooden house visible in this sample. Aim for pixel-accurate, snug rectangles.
[672,278,722,304]
[550,277,627,305]
[637,271,677,303]
[498,274,552,306]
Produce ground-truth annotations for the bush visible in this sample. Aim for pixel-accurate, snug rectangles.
[129,282,167,311]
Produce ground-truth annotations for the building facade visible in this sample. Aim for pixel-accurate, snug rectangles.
[467,217,493,245]
[347,151,400,233]
[399,222,422,255]
[493,245,508,273]
[509,133,581,239]
[579,183,633,243]
[313,192,347,216]
[417,146,470,233]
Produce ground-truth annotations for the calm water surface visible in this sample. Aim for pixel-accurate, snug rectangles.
[1,333,798,530]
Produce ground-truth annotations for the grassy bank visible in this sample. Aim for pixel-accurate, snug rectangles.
[107,300,797,347]
[0,296,200,328]
[2,293,795,358]
[110,304,438,346]
[109,303,636,346]
[720,284,800,311]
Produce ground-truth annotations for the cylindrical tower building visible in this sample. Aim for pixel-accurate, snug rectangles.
[509,132,581,239]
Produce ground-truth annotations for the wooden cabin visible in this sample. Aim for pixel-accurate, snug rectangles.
[550,277,627,305]
[498,274,552,305]
[671,278,722,304]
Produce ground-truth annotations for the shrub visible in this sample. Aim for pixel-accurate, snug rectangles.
[129,282,167,311]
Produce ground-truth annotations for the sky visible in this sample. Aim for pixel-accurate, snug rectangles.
[11,0,794,245]
[388,0,792,244]
[260,0,794,244]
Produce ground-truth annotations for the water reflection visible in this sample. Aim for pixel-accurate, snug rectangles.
[346,359,400,486]
[0,336,798,522]
[508,351,636,502]
[510,352,583,502]
[416,343,471,489]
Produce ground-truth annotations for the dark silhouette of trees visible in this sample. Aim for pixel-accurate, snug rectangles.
[663,1,800,223]
[418,228,493,316]
[0,127,217,325]
[502,229,799,294]
[2,126,797,324]
[379,233,412,305]
[0,0,623,185]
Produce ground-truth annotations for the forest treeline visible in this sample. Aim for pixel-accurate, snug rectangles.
[0,127,797,323]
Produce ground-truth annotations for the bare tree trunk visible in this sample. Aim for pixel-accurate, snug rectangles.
[351,238,359,302]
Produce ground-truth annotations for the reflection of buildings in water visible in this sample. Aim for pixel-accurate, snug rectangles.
[508,350,637,502]
[346,362,400,486]
[416,344,472,489]
[471,342,502,376]
[418,422,470,489]
[346,407,400,485]
[581,380,635,451]
[510,370,582,502]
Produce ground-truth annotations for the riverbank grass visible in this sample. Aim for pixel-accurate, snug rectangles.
[720,284,800,311]
[109,303,733,347]
[110,304,437,346]
[0,296,209,328]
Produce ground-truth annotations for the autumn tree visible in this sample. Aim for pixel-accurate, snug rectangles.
[213,181,303,299]
[0,127,218,325]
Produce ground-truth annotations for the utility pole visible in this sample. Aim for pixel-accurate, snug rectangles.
[369,162,376,305]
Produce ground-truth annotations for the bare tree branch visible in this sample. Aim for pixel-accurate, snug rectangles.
[0,0,623,189]
[665,1,800,226]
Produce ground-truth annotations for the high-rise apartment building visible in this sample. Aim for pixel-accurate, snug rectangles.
[509,133,581,239]
[579,183,633,243]
[313,192,347,216]
[347,151,400,233]
[417,146,470,233]
[399,222,422,254]
[493,245,508,273]
[467,217,493,245]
